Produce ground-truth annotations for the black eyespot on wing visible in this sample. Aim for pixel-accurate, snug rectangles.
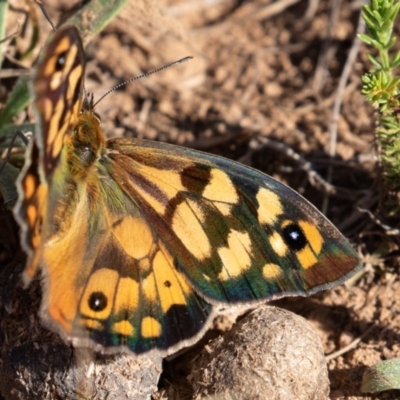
[56,52,67,70]
[88,292,108,312]
[282,223,307,251]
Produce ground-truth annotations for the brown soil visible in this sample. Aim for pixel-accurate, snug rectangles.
[1,0,399,399]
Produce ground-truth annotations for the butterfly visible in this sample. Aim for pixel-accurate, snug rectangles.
[13,25,361,356]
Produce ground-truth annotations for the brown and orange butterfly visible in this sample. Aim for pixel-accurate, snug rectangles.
[14,25,361,356]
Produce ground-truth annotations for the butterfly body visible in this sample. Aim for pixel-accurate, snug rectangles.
[14,26,361,355]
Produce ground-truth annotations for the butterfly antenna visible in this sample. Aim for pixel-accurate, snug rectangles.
[93,56,193,108]
[35,0,56,31]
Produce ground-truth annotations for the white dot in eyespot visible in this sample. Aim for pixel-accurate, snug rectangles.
[289,230,300,241]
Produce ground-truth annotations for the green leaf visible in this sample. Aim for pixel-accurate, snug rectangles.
[0,75,30,129]
[0,0,8,71]
[361,359,400,393]
[358,33,376,45]
[0,161,19,207]
[367,54,382,68]
[65,0,130,46]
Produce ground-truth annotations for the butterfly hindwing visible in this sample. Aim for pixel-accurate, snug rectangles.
[42,201,213,354]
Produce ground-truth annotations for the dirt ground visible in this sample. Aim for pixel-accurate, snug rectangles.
[1,0,400,399]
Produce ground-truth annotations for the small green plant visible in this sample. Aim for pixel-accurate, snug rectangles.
[359,0,400,393]
[359,0,400,212]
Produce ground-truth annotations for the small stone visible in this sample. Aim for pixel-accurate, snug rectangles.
[188,305,329,400]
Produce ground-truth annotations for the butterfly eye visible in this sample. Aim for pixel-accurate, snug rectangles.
[80,146,95,165]
[82,146,92,157]
[281,223,307,251]
[88,291,108,312]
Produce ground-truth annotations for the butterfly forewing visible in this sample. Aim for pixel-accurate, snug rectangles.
[105,138,360,302]
[15,25,361,356]
[14,27,86,284]
[34,27,85,179]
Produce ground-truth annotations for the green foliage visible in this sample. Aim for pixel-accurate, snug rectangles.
[361,359,400,393]
[0,0,8,73]
[67,0,130,46]
[0,76,31,128]
[359,0,400,194]
[359,0,400,393]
